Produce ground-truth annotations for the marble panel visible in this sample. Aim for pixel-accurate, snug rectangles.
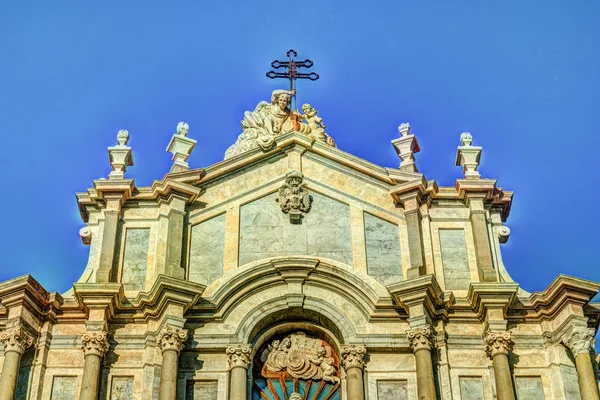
[186,380,218,400]
[239,192,352,266]
[364,212,402,285]
[189,214,226,284]
[459,376,485,400]
[515,377,544,400]
[560,365,582,400]
[50,376,77,400]
[439,229,471,290]
[110,376,134,400]
[377,380,408,400]
[121,228,150,290]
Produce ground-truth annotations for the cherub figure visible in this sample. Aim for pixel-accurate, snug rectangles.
[301,103,327,143]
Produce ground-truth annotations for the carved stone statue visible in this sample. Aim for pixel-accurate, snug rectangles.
[299,103,336,147]
[276,171,312,224]
[261,332,340,384]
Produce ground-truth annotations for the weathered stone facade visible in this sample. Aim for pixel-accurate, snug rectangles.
[1,95,599,400]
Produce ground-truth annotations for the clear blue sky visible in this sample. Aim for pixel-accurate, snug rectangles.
[1,2,598,301]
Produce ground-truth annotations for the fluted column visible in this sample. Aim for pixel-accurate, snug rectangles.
[341,344,366,400]
[227,344,251,400]
[564,327,600,400]
[156,326,188,400]
[407,326,436,400]
[484,331,515,400]
[79,331,109,400]
[0,328,34,400]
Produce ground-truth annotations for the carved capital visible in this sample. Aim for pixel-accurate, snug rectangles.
[563,326,595,357]
[340,344,366,370]
[81,331,109,357]
[226,344,251,370]
[406,325,433,353]
[156,326,188,353]
[484,331,512,359]
[0,327,34,355]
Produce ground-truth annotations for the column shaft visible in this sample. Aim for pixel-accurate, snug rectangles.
[96,209,121,282]
[405,209,425,279]
[575,352,600,400]
[79,354,102,400]
[229,366,248,400]
[158,349,179,400]
[0,351,23,400]
[345,367,365,400]
[492,353,515,400]
[469,209,496,282]
[414,348,436,400]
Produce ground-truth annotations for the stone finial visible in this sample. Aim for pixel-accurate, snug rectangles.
[455,132,482,179]
[406,325,433,352]
[340,344,366,370]
[156,326,188,353]
[81,331,109,357]
[563,326,595,357]
[226,344,252,370]
[484,331,512,359]
[391,122,420,173]
[107,129,134,180]
[0,327,34,355]
[166,121,197,173]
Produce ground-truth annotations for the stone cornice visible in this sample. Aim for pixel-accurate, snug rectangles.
[73,282,124,322]
[387,275,452,323]
[467,282,519,321]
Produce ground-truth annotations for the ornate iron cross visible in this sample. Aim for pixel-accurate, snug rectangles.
[266,49,319,109]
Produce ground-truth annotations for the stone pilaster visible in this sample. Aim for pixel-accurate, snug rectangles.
[157,326,188,400]
[484,331,515,400]
[227,344,251,400]
[407,325,437,400]
[341,344,366,400]
[563,326,600,400]
[79,331,109,400]
[0,327,34,400]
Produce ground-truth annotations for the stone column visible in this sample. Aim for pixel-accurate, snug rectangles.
[484,331,515,400]
[399,192,426,279]
[0,328,34,400]
[79,331,109,400]
[156,326,188,400]
[227,344,251,400]
[341,344,367,400]
[467,195,497,282]
[407,326,437,400]
[564,327,600,400]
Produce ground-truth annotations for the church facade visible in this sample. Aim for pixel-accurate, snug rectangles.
[0,89,599,400]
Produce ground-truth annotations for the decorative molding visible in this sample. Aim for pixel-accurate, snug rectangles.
[276,171,312,224]
[226,343,251,370]
[81,331,109,357]
[484,331,512,359]
[406,325,433,352]
[0,327,34,355]
[340,344,366,370]
[156,326,188,353]
[563,326,595,357]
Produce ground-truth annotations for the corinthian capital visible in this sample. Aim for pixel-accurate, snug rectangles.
[484,331,512,359]
[0,327,34,355]
[226,344,251,370]
[81,331,109,357]
[156,326,188,353]
[563,326,595,357]
[406,325,433,352]
[340,344,367,370]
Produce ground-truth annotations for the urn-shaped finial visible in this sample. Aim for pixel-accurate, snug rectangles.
[176,121,189,136]
[167,121,197,173]
[455,132,482,179]
[108,129,133,180]
[391,122,420,172]
[398,123,411,137]
[116,129,130,146]
[460,132,473,146]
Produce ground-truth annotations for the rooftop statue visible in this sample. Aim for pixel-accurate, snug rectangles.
[224,90,336,159]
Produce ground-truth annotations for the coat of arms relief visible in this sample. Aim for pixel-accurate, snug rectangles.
[276,171,312,224]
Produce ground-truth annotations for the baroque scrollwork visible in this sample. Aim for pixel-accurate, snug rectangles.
[0,327,34,355]
[340,344,366,371]
[563,326,595,357]
[227,343,252,370]
[406,325,433,353]
[156,326,188,353]
[81,331,109,357]
[261,332,340,384]
[484,331,513,359]
[276,171,312,224]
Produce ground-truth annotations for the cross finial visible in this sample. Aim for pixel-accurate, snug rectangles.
[266,49,319,110]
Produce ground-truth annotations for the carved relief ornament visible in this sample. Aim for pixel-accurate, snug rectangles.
[227,344,252,370]
[156,326,188,353]
[276,171,312,224]
[406,325,433,352]
[563,326,595,357]
[81,331,109,357]
[484,331,512,359]
[0,327,34,355]
[340,344,367,370]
